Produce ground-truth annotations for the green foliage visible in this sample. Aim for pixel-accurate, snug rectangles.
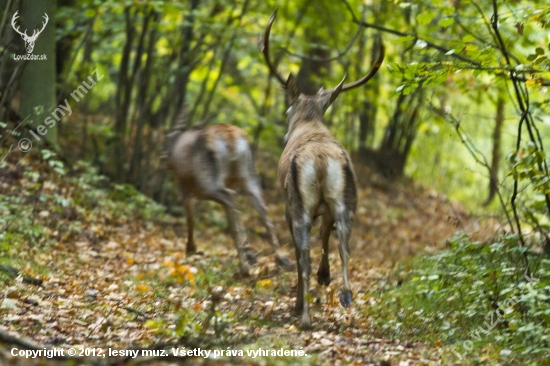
[0,159,167,254]
[508,142,549,194]
[68,162,167,224]
[367,233,550,363]
[41,150,66,175]
[506,142,550,237]
[46,0,550,209]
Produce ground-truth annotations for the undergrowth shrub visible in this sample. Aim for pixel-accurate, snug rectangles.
[367,233,550,362]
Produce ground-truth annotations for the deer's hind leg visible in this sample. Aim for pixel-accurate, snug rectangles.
[317,211,334,286]
[334,209,353,307]
[244,175,291,268]
[290,209,312,329]
[183,197,197,255]
[193,142,250,275]
[197,158,248,274]
[204,187,249,276]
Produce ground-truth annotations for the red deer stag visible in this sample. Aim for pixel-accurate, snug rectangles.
[261,10,385,328]
[164,113,291,276]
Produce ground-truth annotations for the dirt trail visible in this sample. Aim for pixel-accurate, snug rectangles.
[0,162,495,365]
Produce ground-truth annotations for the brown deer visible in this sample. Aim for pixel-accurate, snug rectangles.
[261,10,385,328]
[164,111,291,276]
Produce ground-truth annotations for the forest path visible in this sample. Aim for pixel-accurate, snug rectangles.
[0,166,495,365]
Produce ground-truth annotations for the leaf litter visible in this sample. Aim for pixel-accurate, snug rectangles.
[0,154,497,365]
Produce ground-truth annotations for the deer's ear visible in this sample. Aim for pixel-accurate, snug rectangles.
[286,74,300,106]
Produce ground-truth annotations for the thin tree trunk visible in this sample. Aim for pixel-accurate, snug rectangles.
[170,0,200,128]
[128,10,157,185]
[484,94,504,206]
[113,7,135,181]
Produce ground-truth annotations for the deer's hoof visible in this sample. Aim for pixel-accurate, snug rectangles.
[239,265,250,277]
[186,241,197,255]
[339,289,353,308]
[275,255,293,269]
[299,315,312,330]
[317,267,331,286]
[245,252,257,264]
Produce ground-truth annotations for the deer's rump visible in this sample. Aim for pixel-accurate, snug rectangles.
[279,138,357,219]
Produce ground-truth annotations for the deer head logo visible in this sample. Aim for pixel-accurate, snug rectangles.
[11,11,49,54]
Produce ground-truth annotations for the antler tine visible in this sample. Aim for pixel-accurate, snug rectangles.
[260,10,288,87]
[11,11,27,37]
[338,40,385,93]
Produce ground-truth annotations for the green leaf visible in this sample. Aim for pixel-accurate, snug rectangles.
[534,56,547,65]
[536,47,545,55]
[417,12,433,26]
[462,35,475,43]
[145,320,165,330]
[394,35,416,44]
[527,54,538,61]
[438,18,454,28]
[442,7,455,15]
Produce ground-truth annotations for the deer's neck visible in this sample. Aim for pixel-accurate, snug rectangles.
[288,119,329,140]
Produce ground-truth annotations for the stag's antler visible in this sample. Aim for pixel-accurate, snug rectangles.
[318,42,385,96]
[260,10,288,88]
[262,10,385,94]
[337,41,385,93]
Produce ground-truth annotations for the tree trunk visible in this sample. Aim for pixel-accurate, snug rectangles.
[19,0,57,145]
[127,10,157,185]
[375,87,423,179]
[112,7,135,181]
[170,0,200,128]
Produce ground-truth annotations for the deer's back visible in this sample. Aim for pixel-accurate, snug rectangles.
[170,124,252,192]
